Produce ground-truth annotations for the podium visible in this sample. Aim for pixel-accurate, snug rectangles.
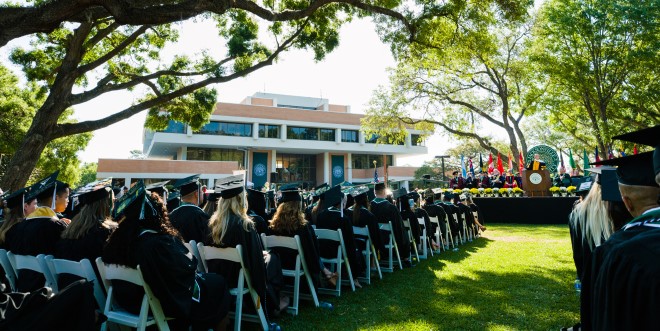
[522,169,551,197]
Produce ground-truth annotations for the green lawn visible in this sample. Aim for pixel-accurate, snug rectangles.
[270,224,580,331]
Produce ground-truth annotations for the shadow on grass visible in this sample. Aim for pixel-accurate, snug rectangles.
[267,226,579,331]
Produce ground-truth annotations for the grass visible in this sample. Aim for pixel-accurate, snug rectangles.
[267,224,580,331]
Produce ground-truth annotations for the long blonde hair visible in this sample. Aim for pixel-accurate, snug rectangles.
[270,201,307,234]
[569,181,613,248]
[209,191,253,245]
[62,193,117,239]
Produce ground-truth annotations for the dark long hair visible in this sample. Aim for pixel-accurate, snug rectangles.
[102,193,180,267]
[352,194,370,224]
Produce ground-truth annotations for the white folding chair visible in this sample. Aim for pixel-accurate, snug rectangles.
[452,211,464,245]
[445,214,456,249]
[7,252,57,290]
[315,228,355,296]
[402,219,420,262]
[95,257,171,331]
[260,234,319,316]
[0,249,17,291]
[183,240,205,273]
[428,217,445,253]
[196,243,269,331]
[352,225,382,284]
[378,222,402,272]
[417,218,432,259]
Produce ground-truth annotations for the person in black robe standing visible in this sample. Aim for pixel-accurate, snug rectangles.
[102,181,230,331]
[169,174,211,243]
[315,185,363,287]
[370,183,412,267]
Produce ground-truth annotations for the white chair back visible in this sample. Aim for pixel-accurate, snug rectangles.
[183,240,205,273]
[402,219,419,262]
[45,257,106,310]
[315,228,355,296]
[352,225,382,284]
[378,222,402,272]
[7,252,57,290]
[0,249,17,291]
[417,218,431,259]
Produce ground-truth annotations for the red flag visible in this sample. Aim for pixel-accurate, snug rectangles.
[633,144,638,155]
[487,153,494,174]
[507,152,513,172]
[497,152,504,174]
[595,147,601,163]
[518,150,524,174]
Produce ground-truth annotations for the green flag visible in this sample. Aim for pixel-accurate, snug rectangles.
[583,149,589,176]
[569,149,576,168]
[479,153,484,173]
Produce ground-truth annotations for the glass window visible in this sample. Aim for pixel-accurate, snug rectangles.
[411,134,424,146]
[159,120,186,134]
[186,148,245,168]
[341,130,358,143]
[320,128,335,141]
[287,126,319,140]
[365,134,379,144]
[259,124,280,138]
[275,153,317,187]
[195,121,251,137]
[352,154,393,169]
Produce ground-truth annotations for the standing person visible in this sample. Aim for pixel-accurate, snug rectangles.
[206,174,283,320]
[527,153,547,170]
[102,182,230,331]
[169,175,210,243]
[9,172,70,292]
[370,183,412,267]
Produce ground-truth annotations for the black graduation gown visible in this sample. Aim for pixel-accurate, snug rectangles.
[316,208,363,275]
[348,206,386,253]
[54,225,114,289]
[400,209,422,245]
[439,202,460,234]
[169,204,211,243]
[585,209,660,331]
[111,232,229,330]
[204,214,269,313]
[7,215,67,292]
[268,224,322,287]
[369,198,411,259]
[423,203,446,236]
[248,211,269,235]
[414,207,432,242]
[469,203,484,225]
[458,203,474,229]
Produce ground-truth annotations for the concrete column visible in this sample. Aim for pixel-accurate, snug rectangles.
[123,177,132,188]
[323,152,330,184]
[335,128,341,144]
[253,123,259,140]
[359,131,365,145]
[177,146,188,160]
[281,124,287,142]
[347,153,353,183]
[186,125,193,137]
[271,150,277,181]
[405,132,411,148]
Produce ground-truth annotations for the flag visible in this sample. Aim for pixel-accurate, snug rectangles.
[507,152,513,172]
[583,149,590,175]
[595,147,601,163]
[487,153,494,174]
[518,149,524,174]
[479,153,484,173]
[619,148,626,157]
[568,149,576,169]
[633,144,638,155]
[374,167,379,183]
[460,155,467,177]
[496,152,504,174]
[468,158,475,176]
[560,149,565,169]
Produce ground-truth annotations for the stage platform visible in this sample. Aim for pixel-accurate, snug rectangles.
[473,196,579,225]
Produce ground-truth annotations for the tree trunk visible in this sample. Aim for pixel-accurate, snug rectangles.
[0,128,51,191]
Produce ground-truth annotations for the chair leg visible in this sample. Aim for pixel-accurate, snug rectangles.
[234,292,243,331]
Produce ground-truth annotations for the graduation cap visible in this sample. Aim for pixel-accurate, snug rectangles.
[612,125,660,176]
[322,185,343,207]
[459,193,467,201]
[592,152,657,187]
[575,178,593,194]
[392,187,407,200]
[407,191,420,201]
[25,171,61,209]
[205,190,221,202]
[374,182,386,191]
[73,178,113,207]
[367,187,376,201]
[443,191,454,200]
[2,188,28,210]
[349,186,370,198]
[112,180,162,220]
[146,180,170,199]
[311,183,329,197]
[173,174,200,196]
[278,183,301,203]
[215,174,245,199]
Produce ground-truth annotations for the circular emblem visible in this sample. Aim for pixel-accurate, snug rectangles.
[253,163,266,177]
[529,173,543,185]
[525,145,560,174]
[332,165,344,178]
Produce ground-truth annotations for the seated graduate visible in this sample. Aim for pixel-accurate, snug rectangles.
[396,189,422,247]
[206,174,283,318]
[55,179,118,287]
[246,188,270,234]
[9,172,70,292]
[370,183,412,267]
[465,195,486,230]
[460,194,485,233]
[422,189,446,248]
[526,153,547,171]
[201,189,220,216]
[440,192,461,239]
[409,191,436,250]
[347,186,386,255]
[315,185,363,288]
[102,181,230,331]
[0,186,38,250]
[454,194,472,239]
[267,187,337,289]
[169,175,211,243]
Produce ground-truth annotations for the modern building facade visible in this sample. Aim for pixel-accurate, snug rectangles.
[98,92,428,189]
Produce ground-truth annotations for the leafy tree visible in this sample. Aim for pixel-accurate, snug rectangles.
[77,162,98,187]
[0,65,91,187]
[362,3,539,169]
[532,0,660,154]
[0,1,414,191]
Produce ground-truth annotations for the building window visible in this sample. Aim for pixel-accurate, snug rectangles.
[287,126,318,140]
[341,130,358,143]
[186,148,245,168]
[158,120,186,134]
[275,153,317,188]
[411,134,424,146]
[195,121,252,137]
[365,133,404,145]
[259,124,280,138]
[352,154,393,169]
[320,128,335,141]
